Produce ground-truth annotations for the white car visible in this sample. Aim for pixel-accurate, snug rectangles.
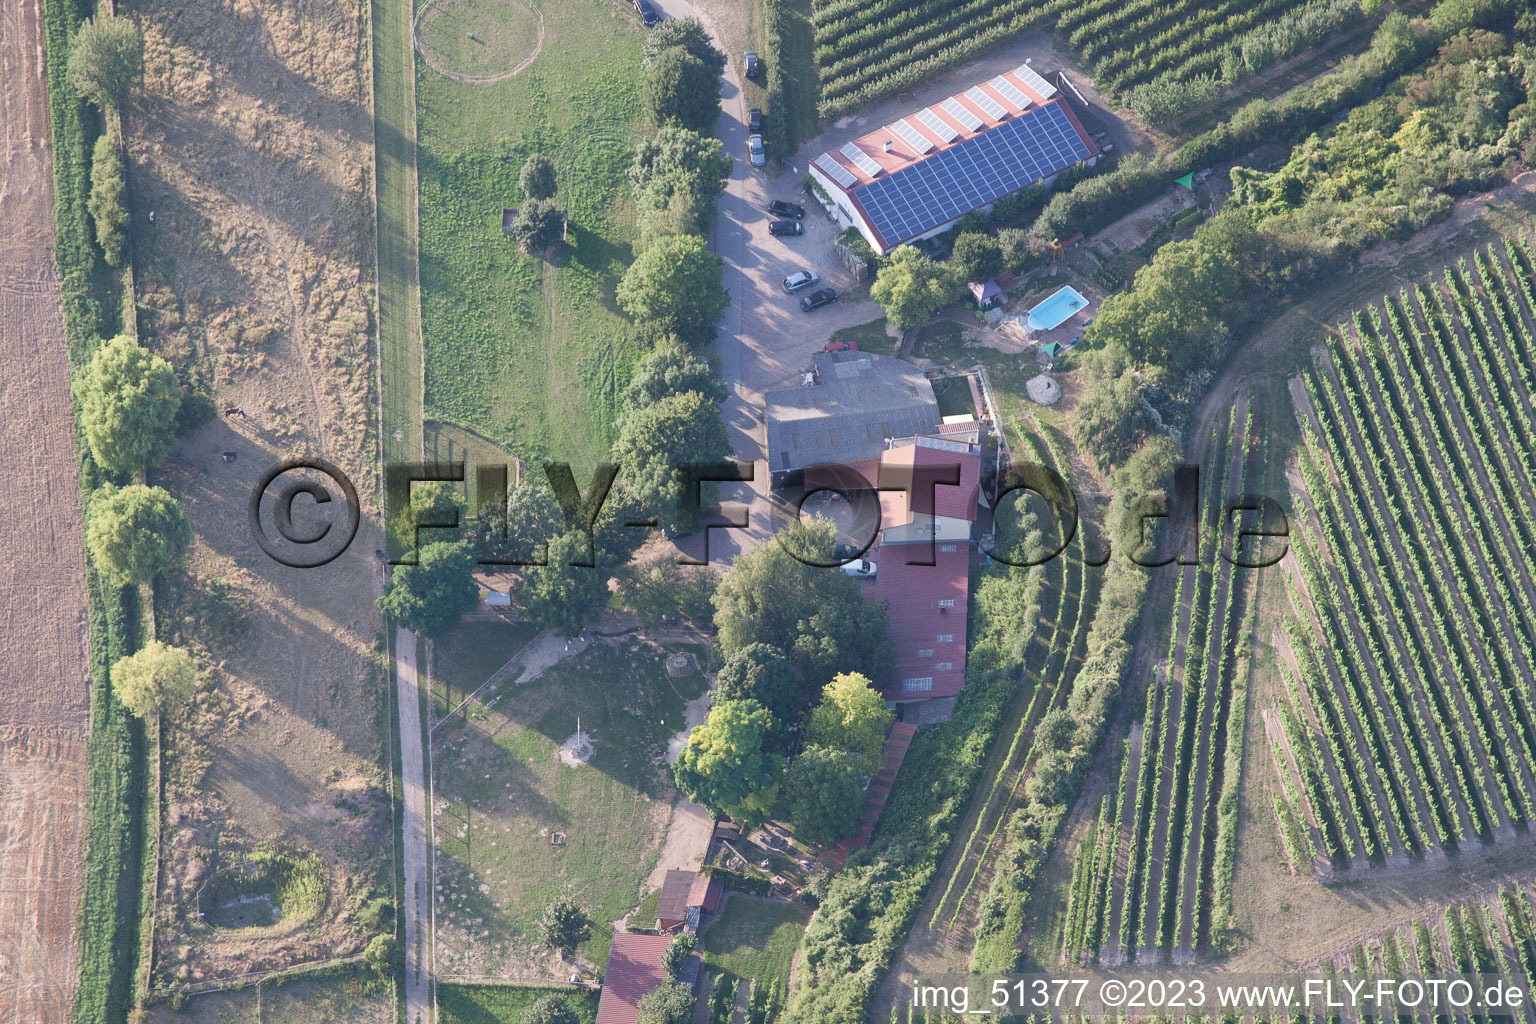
[841,558,877,579]
[748,134,766,168]
[782,270,819,293]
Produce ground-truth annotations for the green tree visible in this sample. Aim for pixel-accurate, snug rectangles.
[515,531,614,637]
[713,643,800,731]
[537,896,590,958]
[86,484,191,587]
[803,672,893,774]
[712,517,891,684]
[631,126,733,196]
[996,227,1036,271]
[778,746,866,846]
[637,170,717,247]
[644,47,721,135]
[393,480,468,557]
[662,933,696,976]
[88,134,129,267]
[617,234,729,346]
[1035,709,1076,754]
[511,197,566,254]
[520,153,558,200]
[474,477,563,566]
[869,246,955,328]
[612,390,730,532]
[616,559,717,629]
[377,540,479,636]
[623,343,725,411]
[364,935,400,976]
[949,232,1003,284]
[520,995,580,1024]
[111,640,196,719]
[67,14,143,109]
[641,17,726,77]
[635,981,697,1024]
[672,699,784,826]
[1073,345,1161,473]
[1087,238,1241,372]
[75,334,183,475]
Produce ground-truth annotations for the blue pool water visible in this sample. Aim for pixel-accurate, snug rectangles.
[1027,285,1089,332]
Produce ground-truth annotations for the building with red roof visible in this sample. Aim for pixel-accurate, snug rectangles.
[596,933,675,1024]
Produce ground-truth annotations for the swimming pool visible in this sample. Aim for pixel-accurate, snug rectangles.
[1027,285,1089,332]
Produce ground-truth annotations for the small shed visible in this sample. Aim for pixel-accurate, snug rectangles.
[501,208,518,233]
[656,869,694,931]
[968,279,1003,309]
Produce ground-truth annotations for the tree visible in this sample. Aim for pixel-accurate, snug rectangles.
[75,334,183,475]
[778,747,866,846]
[949,232,1003,284]
[662,933,695,976]
[869,246,955,328]
[615,559,717,629]
[637,170,717,247]
[713,643,800,731]
[612,390,730,531]
[512,197,566,254]
[997,227,1036,271]
[393,480,467,556]
[803,673,893,774]
[672,699,784,826]
[630,126,732,196]
[520,153,558,201]
[520,995,580,1024]
[712,517,891,684]
[377,540,479,636]
[515,531,614,637]
[111,640,196,719]
[635,981,696,1024]
[1073,345,1160,473]
[86,484,191,587]
[1036,709,1076,753]
[641,17,726,77]
[67,14,142,109]
[474,477,563,566]
[89,134,129,267]
[617,234,729,346]
[364,935,400,976]
[623,343,725,411]
[537,896,590,958]
[1087,238,1241,372]
[644,47,721,135]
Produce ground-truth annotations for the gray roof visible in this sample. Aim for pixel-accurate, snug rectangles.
[765,352,940,474]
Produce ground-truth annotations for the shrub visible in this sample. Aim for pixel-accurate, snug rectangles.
[75,334,182,475]
[88,134,129,267]
[110,641,196,719]
[86,484,191,587]
[519,153,557,201]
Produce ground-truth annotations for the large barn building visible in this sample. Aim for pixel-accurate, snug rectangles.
[808,64,1099,254]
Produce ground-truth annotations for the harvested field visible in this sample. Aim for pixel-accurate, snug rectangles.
[0,0,94,1020]
[120,0,390,989]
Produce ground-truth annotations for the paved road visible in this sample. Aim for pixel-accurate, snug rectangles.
[396,627,432,1024]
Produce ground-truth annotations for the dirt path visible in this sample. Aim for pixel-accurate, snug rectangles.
[0,0,94,1020]
[397,628,432,1024]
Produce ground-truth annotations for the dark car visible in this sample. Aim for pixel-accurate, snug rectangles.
[749,107,763,133]
[800,288,838,311]
[768,220,803,237]
[633,0,658,25]
[767,200,805,219]
[744,51,761,79]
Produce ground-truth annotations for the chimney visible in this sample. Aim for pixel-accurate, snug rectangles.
[883,139,892,153]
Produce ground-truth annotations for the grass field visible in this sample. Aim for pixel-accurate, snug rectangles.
[415,0,649,478]
[431,640,708,978]
[698,896,807,985]
[428,619,544,716]
[439,982,599,1024]
[827,316,898,355]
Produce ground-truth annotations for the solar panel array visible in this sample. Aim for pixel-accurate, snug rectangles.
[840,142,883,177]
[966,86,1007,121]
[990,75,1030,110]
[853,103,1090,248]
[1015,62,1057,99]
[941,97,982,132]
[815,152,856,188]
[916,108,958,142]
[891,118,934,154]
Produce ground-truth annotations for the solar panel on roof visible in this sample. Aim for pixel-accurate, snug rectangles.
[852,103,1090,248]
[941,97,982,132]
[916,107,958,143]
[891,118,934,154]
[840,142,882,177]
[990,75,1030,110]
[1015,63,1057,99]
[966,86,1007,121]
[815,152,857,189]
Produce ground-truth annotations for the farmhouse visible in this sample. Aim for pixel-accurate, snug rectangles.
[808,64,1099,254]
[764,350,941,489]
[596,933,675,1024]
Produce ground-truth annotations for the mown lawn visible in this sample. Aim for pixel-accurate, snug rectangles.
[431,641,708,974]
[698,896,807,985]
[428,618,544,716]
[438,983,599,1024]
[415,0,648,477]
[827,316,898,356]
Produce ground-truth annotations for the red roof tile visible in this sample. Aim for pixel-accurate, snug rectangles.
[597,933,674,1024]
[688,873,724,913]
[874,540,970,700]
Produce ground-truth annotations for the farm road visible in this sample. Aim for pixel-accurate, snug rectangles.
[397,627,432,1024]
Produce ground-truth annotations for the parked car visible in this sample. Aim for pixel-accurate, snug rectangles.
[800,287,837,311]
[841,558,877,579]
[632,0,659,24]
[767,200,805,219]
[744,51,761,79]
[749,107,763,133]
[748,134,766,168]
[769,219,803,237]
[782,270,819,293]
